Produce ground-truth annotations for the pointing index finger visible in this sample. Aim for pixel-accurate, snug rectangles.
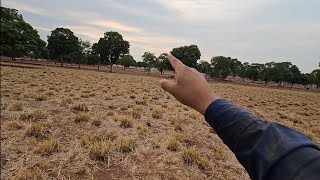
[167,53,184,70]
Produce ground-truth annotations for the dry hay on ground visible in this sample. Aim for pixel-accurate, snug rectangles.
[1,65,319,179]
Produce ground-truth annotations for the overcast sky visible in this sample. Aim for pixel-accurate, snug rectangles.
[3,0,320,72]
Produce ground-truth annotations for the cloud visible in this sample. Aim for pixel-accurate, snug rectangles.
[155,0,283,22]
[102,0,173,22]
[34,26,51,32]
[61,10,187,54]
[3,0,319,72]
[88,21,141,33]
[61,25,103,41]
[2,0,46,16]
[65,11,142,33]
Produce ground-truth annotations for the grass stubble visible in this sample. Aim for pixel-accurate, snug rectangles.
[1,65,319,179]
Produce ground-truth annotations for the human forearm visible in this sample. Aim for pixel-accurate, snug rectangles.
[205,99,320,180]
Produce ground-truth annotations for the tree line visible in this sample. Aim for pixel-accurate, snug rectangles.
[1,6,319,88]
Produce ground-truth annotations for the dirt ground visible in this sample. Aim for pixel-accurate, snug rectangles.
[1,65,319,180]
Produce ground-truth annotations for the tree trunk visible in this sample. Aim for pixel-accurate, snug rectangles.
[60,56,63,67]
[110,64,113,73]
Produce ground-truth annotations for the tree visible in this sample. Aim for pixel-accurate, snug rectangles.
[90,43,101,69]
[197,60,211,76]
[238,62,249,81]
[76,39,91,68]
[0,7,47,60]
[118,54,135,70]
[245,63,264,81]
[300,73,312,87]
[97,31,129,72]
[47,28,79,67]
[270,62,292,85]
[142,52,156,74]
[288,65,301,87]
[86,54,100,65]
[210,56,232,79]
[261,62,275,86]
[311,69,320,88]
[136,61,148,68]
[155,53,169,74]
[229,58,242,77]
[32,39,49,60]
[171,45,201,68]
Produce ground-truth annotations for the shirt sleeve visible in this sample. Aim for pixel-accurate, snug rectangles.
[204,99,320,180]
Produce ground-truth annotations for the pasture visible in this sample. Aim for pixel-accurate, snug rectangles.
[1,65,319,179]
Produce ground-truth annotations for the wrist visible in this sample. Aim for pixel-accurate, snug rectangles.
[197,95,220,115]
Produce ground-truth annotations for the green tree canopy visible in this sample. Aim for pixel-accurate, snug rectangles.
[197,60,211,76]
[74,39,91,68]
[142,52,157,74]
[311,69,320,88]
[47,27,79,66]
[0,7,47,60]
[245,63,264,81]
[261,62,276,85]
[136,61,148,68]
[118,54,135,70]
[238,62,249,81]
[97,31,129,72]
[288,65,301,87]
[210,56,232,79]
[300,73,312,86]
[171,45,201,68]
[155,53,169,74]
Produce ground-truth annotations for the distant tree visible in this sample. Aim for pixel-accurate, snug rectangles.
[197,60,211,76]
[47,27,79,67]
[75,39,91,68]
[261,62,275,86]
[300,73,312,87]
[229,58,242,77]
[210,56,232,79]
[270,62,292,85]
[238,62,249,81]
[79,39,91,55]
[86,54,100,65]
[0,7,47,60]
[245,63,264,81]
[32,39,49,60]
[171,45,201,68]
[311,69,320,88]
[118,54,135,70]
[90,43,101,68]
[91,43,98,55]
[136,61,148,68]
[155,53,169,74]
[142,52,157,74]
[288,65,301,87]
[97,31,129,72]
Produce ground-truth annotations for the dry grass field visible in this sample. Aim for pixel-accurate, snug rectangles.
[1,65,319,180]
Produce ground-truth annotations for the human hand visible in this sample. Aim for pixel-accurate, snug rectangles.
[160,54,220,115]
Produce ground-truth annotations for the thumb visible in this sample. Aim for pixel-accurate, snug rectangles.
[160,79,177,95]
